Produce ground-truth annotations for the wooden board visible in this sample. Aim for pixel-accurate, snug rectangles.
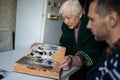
[13,43,66,79]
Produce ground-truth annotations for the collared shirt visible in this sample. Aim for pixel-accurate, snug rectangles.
[74,25,80,43]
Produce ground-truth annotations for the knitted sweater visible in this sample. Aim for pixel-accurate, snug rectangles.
[87,39,120,80]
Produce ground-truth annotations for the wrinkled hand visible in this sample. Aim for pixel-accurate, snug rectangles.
[59,56,72,70]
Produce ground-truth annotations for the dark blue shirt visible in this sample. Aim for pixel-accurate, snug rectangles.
[87,39,120,80]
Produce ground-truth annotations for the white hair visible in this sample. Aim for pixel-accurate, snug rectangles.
[59,0,83,17]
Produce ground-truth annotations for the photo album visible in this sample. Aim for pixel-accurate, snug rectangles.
[13,43,66,79]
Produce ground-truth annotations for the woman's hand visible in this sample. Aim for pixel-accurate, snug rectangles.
[59,56,72,70]
[59,55,84,70]
[30,42,39,49]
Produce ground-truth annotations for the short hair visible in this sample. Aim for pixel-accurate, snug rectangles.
[59,0,83,17]
[92,0,120,17]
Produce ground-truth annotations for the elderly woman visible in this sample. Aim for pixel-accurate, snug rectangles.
[59,0,106,80]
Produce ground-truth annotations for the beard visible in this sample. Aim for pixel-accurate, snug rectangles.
[94,22,109,41]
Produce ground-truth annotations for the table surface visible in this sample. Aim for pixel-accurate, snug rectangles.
[0,49,80,80]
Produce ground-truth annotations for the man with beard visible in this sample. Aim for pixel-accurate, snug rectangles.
[86,0,120,79]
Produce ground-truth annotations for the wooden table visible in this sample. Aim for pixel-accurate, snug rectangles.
[0,49,80,80]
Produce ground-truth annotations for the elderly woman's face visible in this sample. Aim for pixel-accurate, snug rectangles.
[61,9,80,29]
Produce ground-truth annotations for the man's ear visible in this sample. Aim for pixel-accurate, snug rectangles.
[108,11,118,28]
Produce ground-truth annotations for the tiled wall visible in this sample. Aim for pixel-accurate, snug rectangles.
[0,0,16,31]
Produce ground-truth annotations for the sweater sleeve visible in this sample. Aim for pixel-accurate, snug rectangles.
[75,14,101,66]
[75,35,100,66]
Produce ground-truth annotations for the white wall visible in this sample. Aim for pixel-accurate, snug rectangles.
[15,0,44,49]
[15,0,63,49]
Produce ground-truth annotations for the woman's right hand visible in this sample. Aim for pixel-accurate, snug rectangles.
[59,56,72,70]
